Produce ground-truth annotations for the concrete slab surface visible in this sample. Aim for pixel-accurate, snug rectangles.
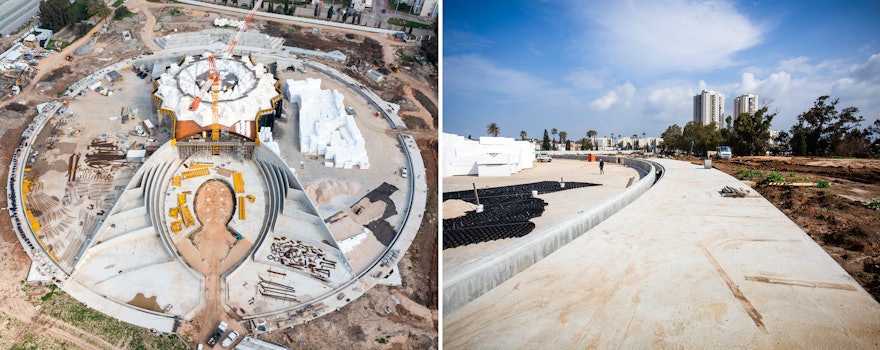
[444,159,880,349]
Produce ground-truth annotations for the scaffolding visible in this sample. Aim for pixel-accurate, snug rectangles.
[176,141,255,160]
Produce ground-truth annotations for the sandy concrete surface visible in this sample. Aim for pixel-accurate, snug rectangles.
[443,159,640,269]
[444,159,880,349]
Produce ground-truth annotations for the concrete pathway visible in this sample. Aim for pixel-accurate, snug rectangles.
[444,159,880,349]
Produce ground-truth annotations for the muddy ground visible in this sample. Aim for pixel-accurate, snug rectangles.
[713,156,880,301]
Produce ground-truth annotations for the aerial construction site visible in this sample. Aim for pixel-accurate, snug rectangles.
[0,0,438,348]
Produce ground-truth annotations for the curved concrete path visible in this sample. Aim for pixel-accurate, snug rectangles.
[444,158,880,349]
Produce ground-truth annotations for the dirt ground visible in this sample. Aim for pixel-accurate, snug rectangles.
[712,156,880,302]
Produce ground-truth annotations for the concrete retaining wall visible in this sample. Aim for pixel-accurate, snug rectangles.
[443,158,658,316]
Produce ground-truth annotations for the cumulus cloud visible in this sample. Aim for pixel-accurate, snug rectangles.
[644,84,695,121]
[851,53,880,83]
[590,82,635,110]
[581,0,766,73]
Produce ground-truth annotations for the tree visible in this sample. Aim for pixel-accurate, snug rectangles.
[731,107,776,156]
[789,96,866,156]
[91,0,112,24]
[486,122,500,137]
[551,128,558,144]
[587,130,597,150]
[660,124,683,155]
[580,138,593,151]
[558,131,567,145]
[39,0,73,31]
[565,140,572,151]
[542,129,551,151]
[682,121,723,156]
[519,130,527,141]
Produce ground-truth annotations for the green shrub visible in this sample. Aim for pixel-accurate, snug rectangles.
[763,172,784,184]
[815,180,830,188]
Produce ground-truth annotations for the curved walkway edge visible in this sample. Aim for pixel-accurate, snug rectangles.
[442,157,657,316]
[445,159,880,348]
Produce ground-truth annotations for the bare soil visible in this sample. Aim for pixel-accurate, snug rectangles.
[713,156,880,302]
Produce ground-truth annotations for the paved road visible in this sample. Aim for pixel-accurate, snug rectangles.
[444,158,880,349]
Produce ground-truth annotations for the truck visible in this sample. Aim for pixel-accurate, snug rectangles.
[142,120,156,136]
[221,330,239,348]
[536,153,552,162]
[206,321,228,347]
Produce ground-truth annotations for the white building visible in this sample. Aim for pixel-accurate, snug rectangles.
[442,133,534,177]
[693,90,725,129]
[734,94,759,121]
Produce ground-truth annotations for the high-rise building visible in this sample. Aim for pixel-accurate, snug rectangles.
[734,94,759,121]
[693,90,725,128]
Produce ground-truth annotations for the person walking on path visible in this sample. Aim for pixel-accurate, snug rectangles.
[599,159,605,175]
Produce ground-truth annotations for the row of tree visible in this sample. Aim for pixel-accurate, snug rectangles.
[660,95,880,157]
[40,0,112,32]
[488,123,649,152]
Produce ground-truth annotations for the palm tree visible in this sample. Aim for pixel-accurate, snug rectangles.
[642,132,647,151]
[88,0,112,24]
[551,128,558,148]
[587,130,597,150]
[632,134,638,150]
[486,122,500,137]
[519,130,527,141]
[558,131,567,144]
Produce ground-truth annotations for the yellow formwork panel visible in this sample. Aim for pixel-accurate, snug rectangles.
[169,207,179,219]
[233,172,244,193]
[190,163,213,169]
[171,175,181,187]
[181,168,210,179]
[177,193,187,206]
[238,196,246,220]
[170,220,183,235]
[180,205,195,227]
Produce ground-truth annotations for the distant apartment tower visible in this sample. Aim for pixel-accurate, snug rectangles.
[693,90,725,128]
[733,94,759,120]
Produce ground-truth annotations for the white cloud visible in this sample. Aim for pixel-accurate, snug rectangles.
[564,69,604,90]
[644,84,695,122]
[778,57,814,75]
[581,0,766,73]
[590,82,635,110]
[444,54,584,112]
[850,53,880,83]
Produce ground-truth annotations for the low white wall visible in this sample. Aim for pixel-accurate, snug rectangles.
[443,158,659,316]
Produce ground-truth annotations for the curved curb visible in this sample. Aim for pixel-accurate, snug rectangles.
[443,157,659,316]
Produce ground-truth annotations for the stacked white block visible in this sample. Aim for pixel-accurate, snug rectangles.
[286,78,370,169]
[442,133,534,177]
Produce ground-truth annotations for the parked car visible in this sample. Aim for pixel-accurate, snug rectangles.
[206,321,228,346]
[221,331,239,348]
[400,167,408,178]
[536,153,552,162]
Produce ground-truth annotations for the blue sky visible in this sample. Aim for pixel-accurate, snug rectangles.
[442,0,880,140]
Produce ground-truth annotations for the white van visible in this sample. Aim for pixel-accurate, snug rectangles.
[717,146,733,159]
